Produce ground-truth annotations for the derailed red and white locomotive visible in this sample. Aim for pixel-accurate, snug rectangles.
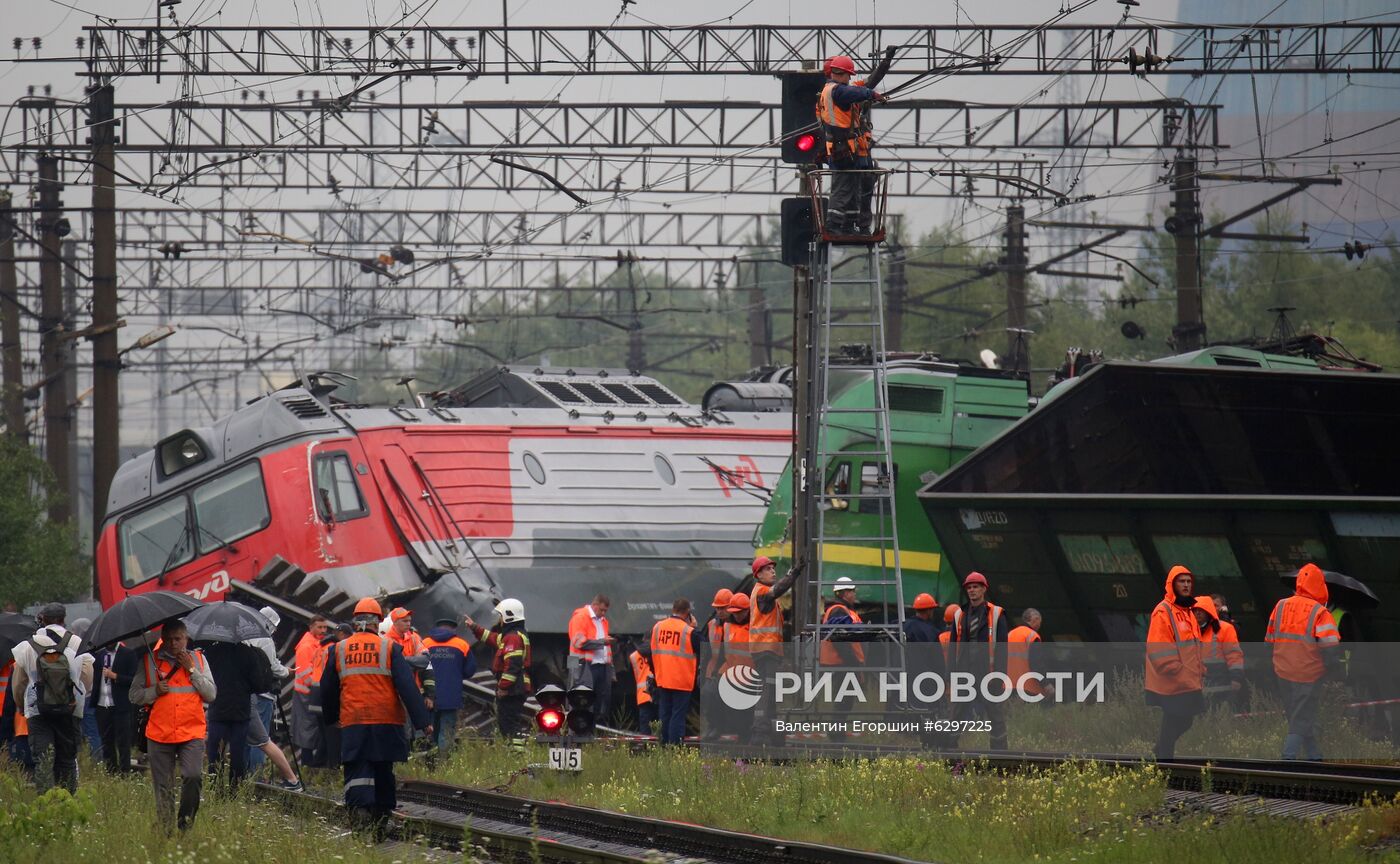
[95,367,791,642]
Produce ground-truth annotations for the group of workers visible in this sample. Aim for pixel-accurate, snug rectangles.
[1148,561,1339,760]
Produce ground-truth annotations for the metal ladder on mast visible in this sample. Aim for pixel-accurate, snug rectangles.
[802,236,906,675]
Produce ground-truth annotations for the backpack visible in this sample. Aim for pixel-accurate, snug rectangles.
[28,630,77,719]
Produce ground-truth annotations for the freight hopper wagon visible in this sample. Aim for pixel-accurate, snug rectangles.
[918,356,1400,643]
[95,367,791,647]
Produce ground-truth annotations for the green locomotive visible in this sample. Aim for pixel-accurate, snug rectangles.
[752,353,1030,609]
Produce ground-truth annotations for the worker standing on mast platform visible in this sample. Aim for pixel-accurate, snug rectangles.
[816,48,895,235]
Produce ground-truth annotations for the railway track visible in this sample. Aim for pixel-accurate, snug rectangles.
[694,739,1400,807]
[255,778,929,864]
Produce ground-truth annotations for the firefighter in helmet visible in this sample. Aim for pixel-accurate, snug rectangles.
[318,597,431,832]
[464,598,533,744]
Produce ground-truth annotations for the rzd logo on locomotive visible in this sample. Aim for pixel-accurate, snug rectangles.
[185,570,231,601]
[710,455,767,498]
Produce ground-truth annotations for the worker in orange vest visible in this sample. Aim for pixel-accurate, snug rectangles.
[319,597,431,832]
[950,572,1009,750]
[129,619,217,833]
[712,593,753,741]
[703,588,733,681]
[1145,564,1205,760]
[1192,595,1243,711]
[697,588,732,742]
[815,52,894,235]
[567,595,614,722]
[1265,563,1341,760]
[650,598,701,745]
[938,603,959,667]
[749,555,800,744]
[627,640,657,733]
[1007,608,1048,699]
[1209,594,1249,714]
[291,615,330,766]
[820,577,866,667]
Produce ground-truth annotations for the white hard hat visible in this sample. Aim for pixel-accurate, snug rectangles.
[378,617,393,635]
[495,598,526,624]
[259,606,281,629]
[832,577,858,595]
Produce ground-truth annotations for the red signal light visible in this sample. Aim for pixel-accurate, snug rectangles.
[795,133,817,153]
[536,708,564,733]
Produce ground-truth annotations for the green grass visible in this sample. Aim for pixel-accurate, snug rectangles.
[412,739,1400,864]
[0,758,412,864]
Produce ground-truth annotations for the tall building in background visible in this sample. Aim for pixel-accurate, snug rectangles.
[1169,0,1398,239]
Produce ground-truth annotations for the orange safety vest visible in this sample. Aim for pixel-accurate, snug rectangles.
[629,650,654,706]
[1266,596,1339,683]
[722,622,752,671]
[704,618,725,678]
[1145,598,1204,696]
[292,631,321,696]
[650,616,697,691]
[1202,623,1244,673]
[937,630,952,667]
[388,627,424,659]
[953,602,1005,668]
[816,82,857,160]
[819,603,865,665]
[749,583,784,654]
[568,605,611,662]
[143,651,210,744]
[1006,625,1041,694]
[335,633,407,727]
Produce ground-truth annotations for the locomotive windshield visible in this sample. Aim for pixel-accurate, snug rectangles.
[118,461,270,586]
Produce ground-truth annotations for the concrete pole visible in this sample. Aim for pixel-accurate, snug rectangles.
[37,154,72,524]
[0,192,25,442]
[90,83,120,530]
[1171,155,1205,351]
[1003,204,1028,376]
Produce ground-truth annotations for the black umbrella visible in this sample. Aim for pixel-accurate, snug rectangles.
[0,612,37,659]
[182,600,272,644]
[85,591,204,650]
[1277,569,1380,610]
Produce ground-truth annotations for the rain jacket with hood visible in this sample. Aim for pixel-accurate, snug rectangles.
[1194,596,1244,688]
[1265,563,1340,683]
[1145,565,1204,697]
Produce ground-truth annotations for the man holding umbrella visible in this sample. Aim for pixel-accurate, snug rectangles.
[184,601,277,789]
[130,619,217,833]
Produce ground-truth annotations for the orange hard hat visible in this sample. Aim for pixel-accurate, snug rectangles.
[944,603,961,624]
[912,593,938,610]
[727,592,751,612]
[353,597,382,618]
[751,555,775,576]
[712,588,734,608]
[389,606,412,621]
[827,54,856,75]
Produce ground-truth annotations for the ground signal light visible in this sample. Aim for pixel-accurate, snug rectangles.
[535,684,567,736]
[779,72,826,164]
[566,685,596,739]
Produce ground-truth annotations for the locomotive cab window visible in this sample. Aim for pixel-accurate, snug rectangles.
[119,496,192,588]
[315,452,369,522]
[858,462,898,515]
[192,462,270,553]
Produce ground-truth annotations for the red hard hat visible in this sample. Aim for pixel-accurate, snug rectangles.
[751,556,775,576]
[353,597,383,618]
[712,588,734,608]
[962,571,988,587]
[727,592,751,612]
[912,593,938,610]
[828,55,856,74]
